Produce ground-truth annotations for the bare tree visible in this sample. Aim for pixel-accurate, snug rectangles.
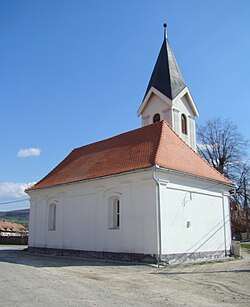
[197,118,248,182]
[197,118,250,238]
[233,163,250,204]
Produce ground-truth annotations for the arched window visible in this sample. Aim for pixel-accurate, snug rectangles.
[48,203,56,231]
[181,114,187,134]
[153,113,161,123]
[109,197,120,229]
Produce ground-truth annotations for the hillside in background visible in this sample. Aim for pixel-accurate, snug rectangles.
[0,209,29,228]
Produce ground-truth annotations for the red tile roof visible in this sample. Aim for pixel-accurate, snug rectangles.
[0,221,27,233]
[27,121,231,191]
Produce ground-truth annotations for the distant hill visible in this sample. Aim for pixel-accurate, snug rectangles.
[0,209,30,228]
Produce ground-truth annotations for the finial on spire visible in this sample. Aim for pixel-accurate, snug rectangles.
[163,23,167,39]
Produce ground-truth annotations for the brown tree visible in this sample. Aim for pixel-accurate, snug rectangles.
[197,118,248,182]
[197,118,250,238]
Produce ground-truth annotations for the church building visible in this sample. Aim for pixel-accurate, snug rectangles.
[26,25,232,264]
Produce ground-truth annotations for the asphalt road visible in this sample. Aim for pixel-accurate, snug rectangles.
[0,245,249,306]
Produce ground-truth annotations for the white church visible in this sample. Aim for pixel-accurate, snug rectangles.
[26,25,233,263]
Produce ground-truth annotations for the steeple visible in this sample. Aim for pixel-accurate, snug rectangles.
[137,24,199,151]
[143,23,186,100]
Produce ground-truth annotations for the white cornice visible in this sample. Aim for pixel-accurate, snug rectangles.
[137,87,172,116]
[173,87,199,117]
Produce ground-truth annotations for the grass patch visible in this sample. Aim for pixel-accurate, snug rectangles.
[241,244,250,249]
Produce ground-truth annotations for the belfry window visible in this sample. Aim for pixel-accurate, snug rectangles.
[181,114,187,134]
[153,113,161,123]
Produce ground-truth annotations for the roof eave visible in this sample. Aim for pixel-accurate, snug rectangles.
[25,166,155,194]
[155,166,233,188]
[26,162,233,196]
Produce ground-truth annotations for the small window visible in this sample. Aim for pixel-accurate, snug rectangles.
[110,197,120,229]
[48,204,56,231]
[181,114,187,134]
[153,113,161,123]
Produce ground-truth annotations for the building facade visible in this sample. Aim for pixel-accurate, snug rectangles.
[26,26,232,263]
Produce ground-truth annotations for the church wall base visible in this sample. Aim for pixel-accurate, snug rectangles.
[27,246,158,263]
[161,250,230,265]
[27,246,230,265]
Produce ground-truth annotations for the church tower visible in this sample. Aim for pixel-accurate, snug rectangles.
[137,24,199,151]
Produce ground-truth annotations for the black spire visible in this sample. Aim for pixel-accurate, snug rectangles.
[143,24,186,100]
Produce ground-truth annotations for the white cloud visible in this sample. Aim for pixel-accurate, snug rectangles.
[0,182,36,199]
[17,148,41,157]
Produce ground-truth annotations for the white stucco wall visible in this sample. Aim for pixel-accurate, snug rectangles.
[28,171,158,255]
[28,168,231,259]
[157,171,231,256]
[141,93,172,127]
[172,93,197,150]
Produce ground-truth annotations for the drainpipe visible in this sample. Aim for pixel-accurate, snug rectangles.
[222,194,228,256]
[153,165,162,266]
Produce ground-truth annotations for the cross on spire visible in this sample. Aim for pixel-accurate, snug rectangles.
[163,23,167,39]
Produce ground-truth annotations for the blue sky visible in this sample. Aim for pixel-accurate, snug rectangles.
[0,0,249,210]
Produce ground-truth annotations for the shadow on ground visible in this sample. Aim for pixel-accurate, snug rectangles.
[1,245,249,275]
[0,245,142,268]
[151,269,250,275]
